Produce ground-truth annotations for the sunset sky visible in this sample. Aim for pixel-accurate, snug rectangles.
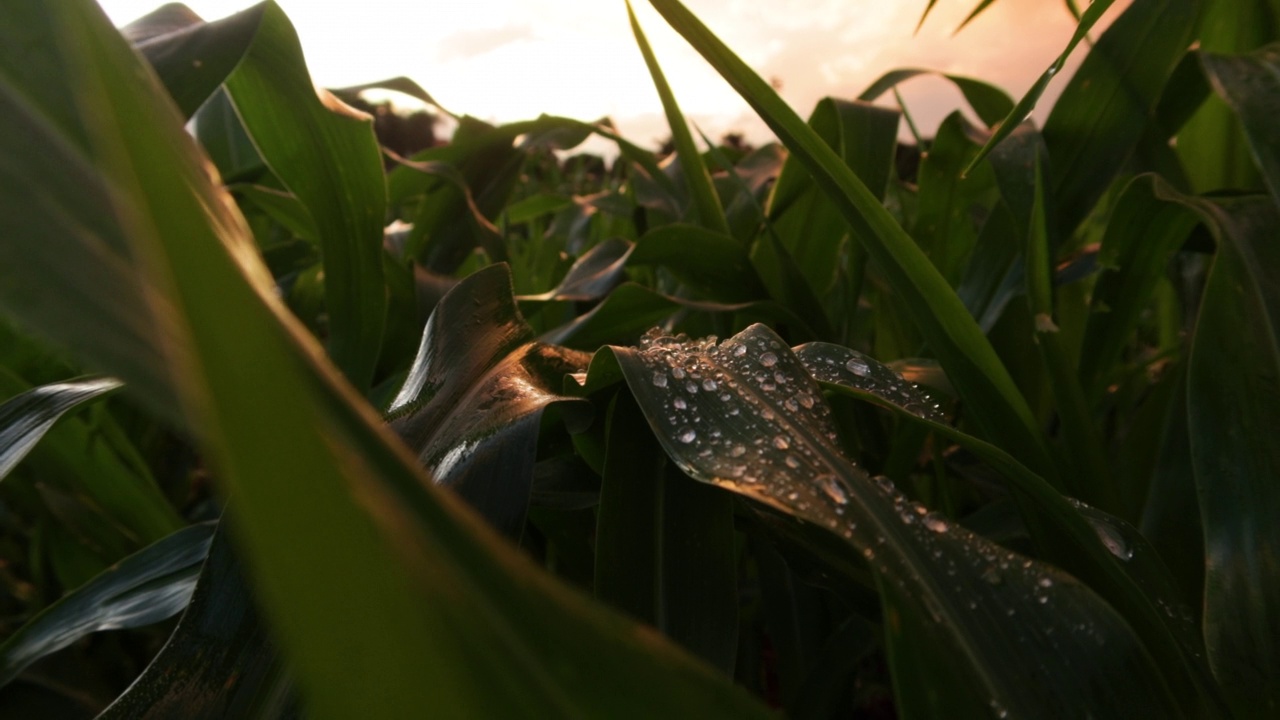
[98,0,1126,150]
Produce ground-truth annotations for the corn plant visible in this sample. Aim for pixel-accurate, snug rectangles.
[0,0,1277,717]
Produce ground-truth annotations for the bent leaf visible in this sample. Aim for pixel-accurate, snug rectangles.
[613,324,1177,717]
[0,521,216,688]
[0,377,122,480]
[388,265,591,540]
[645,0,1055,483]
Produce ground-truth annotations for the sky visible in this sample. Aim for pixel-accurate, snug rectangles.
[97,0,1127,151]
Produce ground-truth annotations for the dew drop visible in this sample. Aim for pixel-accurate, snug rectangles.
[673,397,687,410]
[733,344,747,357]
[1038,577,1053,589]
[760,352,778,367]
[672,367,686,380]
[1095,524,1133,561]
[923,513,949,533]
[845,356,871,376]
[797,393,815,409]
[817,474,848,505]
[785,455,800,469]
[729,444,747,457]
[652,372,668,388]
[702,378,718,391]
[677,427,697,444]
[772,435,790,450]
[685,381,699,394]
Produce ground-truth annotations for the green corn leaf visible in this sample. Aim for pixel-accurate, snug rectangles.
[97,528,298,719]
[1200,43,1280,207]
[0,2,774,716]
[595,394,739,674]
[645,0,1055,483]
[129,3,263,119]
[859,69,1014,128]
[1038,0,1195,230]
[627,1,731,236]
[388,264,592,541]
[0,522,216,689]
[612,324,1179,717]
[220,1,389,391]
[796,339,1226,715]
[1186,195,1280,715]
[0,376,122,481]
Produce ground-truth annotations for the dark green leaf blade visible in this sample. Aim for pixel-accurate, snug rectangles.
[1201,43,1280,207]
[97,528,297,720]
[614,325,1179,717]
[388,265,591,540]
[0,376,122,480]
[595,394,738,674]
[1078,175,1197,398]
[1038,0,1196,230]
[797,340,1225,715]
[1187,196,1280,715]
[0,522,216,689]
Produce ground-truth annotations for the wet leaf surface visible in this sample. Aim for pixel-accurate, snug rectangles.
[612,324,1177,717]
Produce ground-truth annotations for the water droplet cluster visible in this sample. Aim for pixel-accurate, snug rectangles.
[627,325,1124,698]
[796,344,947,423]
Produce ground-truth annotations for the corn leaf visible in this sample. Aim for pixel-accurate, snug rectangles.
[0,2,772,716]
[645,0,1055,484]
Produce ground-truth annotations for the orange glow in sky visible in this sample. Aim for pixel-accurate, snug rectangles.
[98,0,1128,149]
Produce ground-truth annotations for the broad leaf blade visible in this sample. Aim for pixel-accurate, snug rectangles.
[1187,196,1280,715]
[1201,43,1280,207]
[0,377,122,480]
[1039,0,1196,230]
[97,528,298,720]
[595,394,738,674]
[388,265,591,540]
[613,325,1178,717]
[222,1,388,391]
[0,522,216,688]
